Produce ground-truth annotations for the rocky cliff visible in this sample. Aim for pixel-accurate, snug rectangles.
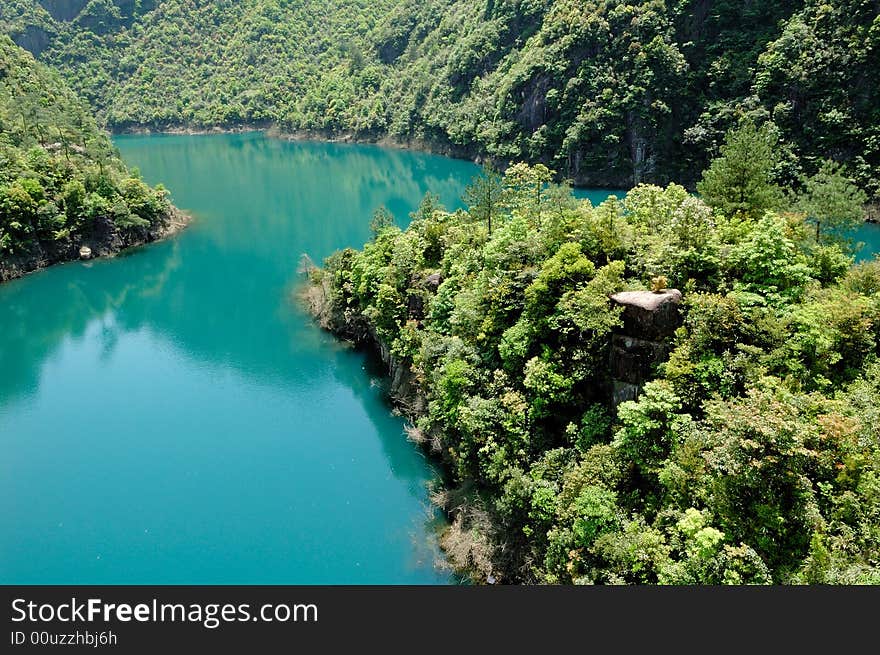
[609,289,683,405]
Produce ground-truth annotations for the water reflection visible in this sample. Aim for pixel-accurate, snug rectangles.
[0,134,482,583]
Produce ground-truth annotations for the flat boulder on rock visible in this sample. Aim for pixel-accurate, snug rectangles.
[612,289,682,311]
[79,246,92,260]
[611,289,683,340]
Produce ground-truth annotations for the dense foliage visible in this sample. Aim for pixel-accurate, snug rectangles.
[2,1,878,198]
[0,0,398,129]
[0,35,175,278]
[311,125,880,584]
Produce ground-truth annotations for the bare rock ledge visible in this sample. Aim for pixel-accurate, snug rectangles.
[609,289,683,405]
[611,289,683,342]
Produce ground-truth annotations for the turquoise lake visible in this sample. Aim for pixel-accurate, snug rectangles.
[1,132,877,584]
[854,221,880,262]
[0,133,476,584]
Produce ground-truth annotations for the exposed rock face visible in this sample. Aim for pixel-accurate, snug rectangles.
[423,272,443,290]
[0,207,190,283]
[516,75,549,131]
[12,26,51,56]
[611,289,683,340]
[406,292,424,321]
[609,289,682,405]
[371,327,425,414]
[401,273,444,324]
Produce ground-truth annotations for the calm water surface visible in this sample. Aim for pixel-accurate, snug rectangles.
[854,221,880,262]
[0,133,496,584]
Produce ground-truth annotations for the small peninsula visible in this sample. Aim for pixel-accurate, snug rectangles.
[306,134,880,584]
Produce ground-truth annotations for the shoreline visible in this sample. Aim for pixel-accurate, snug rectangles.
[115,123,271,137]
[270,127,485,165]
[113,125,880,219]
[298,270,489,584]
[111,123,640,194]
[113,122,490,169]
[0,207,192,284]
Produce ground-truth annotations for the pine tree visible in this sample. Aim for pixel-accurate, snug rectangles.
[697,121,784,219]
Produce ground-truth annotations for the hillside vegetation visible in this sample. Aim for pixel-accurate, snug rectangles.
[0,35,181,281]
[2,0,878,197]
[307,124,880,584]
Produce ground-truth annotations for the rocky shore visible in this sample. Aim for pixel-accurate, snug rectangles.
[0,207,191,283]
[114,122,491,168]
[300,256,686,582]
[299,257,424,412]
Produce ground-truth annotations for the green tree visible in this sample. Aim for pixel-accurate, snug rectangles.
[0,36,175,277]
[727,212,811,302]
[614,381,687,477]
[697,121,783,219]
[369,206,395,238]
[463,166,503,235]
[309,161,880,585]
[793,161,867,246]
[502,162,553,224]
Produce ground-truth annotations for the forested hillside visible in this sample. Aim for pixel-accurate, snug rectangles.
[2,1,878,198]
[0,35,182,281]
[0,0,398,128]
[306,125,880,584]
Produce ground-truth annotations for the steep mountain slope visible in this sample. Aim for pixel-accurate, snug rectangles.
[1,0,399,128]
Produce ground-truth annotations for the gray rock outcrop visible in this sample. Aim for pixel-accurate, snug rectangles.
[609,289,682,405]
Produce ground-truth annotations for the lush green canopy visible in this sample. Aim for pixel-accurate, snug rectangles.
[2,0,877,585]
[0,35,173,278]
